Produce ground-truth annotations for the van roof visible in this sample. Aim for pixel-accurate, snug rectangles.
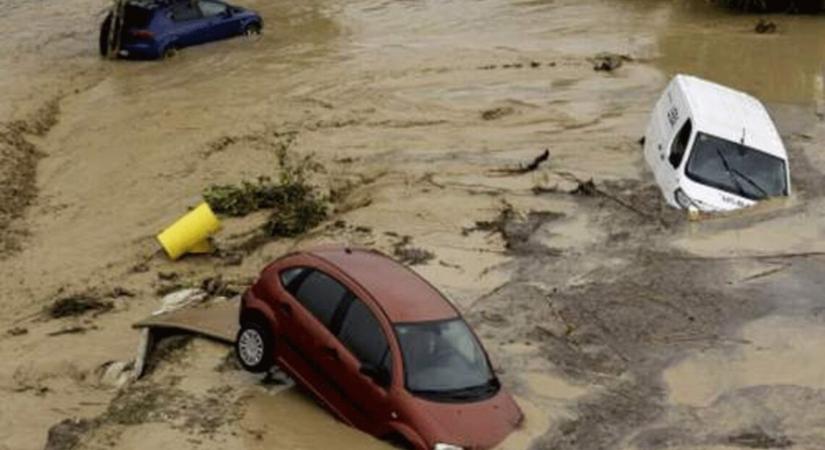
[304,246,459,323]
[674,75,787,160]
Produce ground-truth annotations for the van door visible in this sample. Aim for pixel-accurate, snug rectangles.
[646,87,677,190]
[662,119,693,200]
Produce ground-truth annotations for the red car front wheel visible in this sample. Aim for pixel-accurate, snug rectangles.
[236,321,273,373]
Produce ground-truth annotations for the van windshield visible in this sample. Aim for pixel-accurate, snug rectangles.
[395,319,498,402]
[685,133,788,200]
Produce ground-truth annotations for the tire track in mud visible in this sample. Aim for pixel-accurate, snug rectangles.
[0,99,61,257]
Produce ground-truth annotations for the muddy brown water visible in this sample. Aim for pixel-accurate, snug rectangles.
[1,1,825,449]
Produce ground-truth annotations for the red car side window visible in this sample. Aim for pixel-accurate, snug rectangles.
[337,298,392,378]
[279,267,307,293]
[293,270,348,329]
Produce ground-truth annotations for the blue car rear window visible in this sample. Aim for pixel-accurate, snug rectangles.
[124,5,153,27]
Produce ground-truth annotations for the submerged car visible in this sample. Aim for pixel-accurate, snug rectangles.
[236,246,523,450]
[644,74,791,212]
[99,0,262,59]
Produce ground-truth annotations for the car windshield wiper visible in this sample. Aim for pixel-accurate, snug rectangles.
[716,148,748,197]
[440,379,499,399]
[413,379,499,400]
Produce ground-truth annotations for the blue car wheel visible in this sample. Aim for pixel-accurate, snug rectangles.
[161,45,178,59]
[243,22,261,36]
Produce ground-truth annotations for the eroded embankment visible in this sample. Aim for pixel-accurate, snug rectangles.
[0,99,60,255]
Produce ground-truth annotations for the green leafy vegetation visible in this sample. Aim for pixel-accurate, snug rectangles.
[203,147,328,238]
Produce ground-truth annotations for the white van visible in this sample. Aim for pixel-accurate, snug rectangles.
[644,75,791,212]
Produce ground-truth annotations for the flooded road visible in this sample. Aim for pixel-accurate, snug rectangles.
[1,0,825,449]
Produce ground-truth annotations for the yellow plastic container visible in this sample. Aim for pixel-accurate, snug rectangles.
[157,202,221,260]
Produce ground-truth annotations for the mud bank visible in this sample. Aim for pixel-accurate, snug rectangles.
[0,100,60,255]
[1,0,825,449]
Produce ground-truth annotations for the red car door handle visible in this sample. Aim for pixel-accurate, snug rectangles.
[321,346,339,360]
[277,301,292,315]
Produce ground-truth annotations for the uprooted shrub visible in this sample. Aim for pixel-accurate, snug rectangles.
[203,147,328,237]
[47,294,113,319]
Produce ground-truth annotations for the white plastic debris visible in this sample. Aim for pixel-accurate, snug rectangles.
[154,288,208,316]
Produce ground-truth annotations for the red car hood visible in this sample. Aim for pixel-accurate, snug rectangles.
[409,389,523,449]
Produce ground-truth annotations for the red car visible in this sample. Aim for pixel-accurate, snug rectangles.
[236,246,523,450]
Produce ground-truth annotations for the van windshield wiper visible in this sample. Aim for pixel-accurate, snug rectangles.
[716,148,748,198]
[729,166,769,198]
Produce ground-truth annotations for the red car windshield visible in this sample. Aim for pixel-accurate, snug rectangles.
[395,319,498,401]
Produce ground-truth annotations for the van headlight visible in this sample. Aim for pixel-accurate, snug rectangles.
[434,444,464,450]
[674,188,697,210]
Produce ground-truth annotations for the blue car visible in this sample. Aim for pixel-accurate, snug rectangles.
[99,0,263,59]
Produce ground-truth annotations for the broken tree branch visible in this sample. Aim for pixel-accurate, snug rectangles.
[491,149,551,175]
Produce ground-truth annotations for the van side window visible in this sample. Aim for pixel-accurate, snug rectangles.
[669,120,692,169]
[337,298,391,377]
[294,271,347,329]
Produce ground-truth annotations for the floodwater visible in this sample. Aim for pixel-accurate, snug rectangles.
[664,315,825,407]
[2,0,825,449]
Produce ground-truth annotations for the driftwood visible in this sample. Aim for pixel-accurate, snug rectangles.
[492,149,551,175]
[559,172,669,228]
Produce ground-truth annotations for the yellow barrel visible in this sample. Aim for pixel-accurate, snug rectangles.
[157,202,221,260]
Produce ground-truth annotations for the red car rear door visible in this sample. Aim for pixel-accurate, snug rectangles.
[262,267,308,366]
[317,294,395,437]
[284,269,371,426]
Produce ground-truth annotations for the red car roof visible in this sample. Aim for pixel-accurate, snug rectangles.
[304,246,458,324]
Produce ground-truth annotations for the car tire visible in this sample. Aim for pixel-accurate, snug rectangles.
[99,13,113,57]
[161,46,178,60]
[244,22,262,36]
[236,320,274,373]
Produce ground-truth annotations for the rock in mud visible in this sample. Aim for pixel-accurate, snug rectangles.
[481,107,515,121]
[98,361,135,389]
[570,179,598,196]
[44,418,94,450]
[46,294,113,319]
[592,52,632,71]
[201,275,239,298]
[6,326,28,336]
[754,19,777,34]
